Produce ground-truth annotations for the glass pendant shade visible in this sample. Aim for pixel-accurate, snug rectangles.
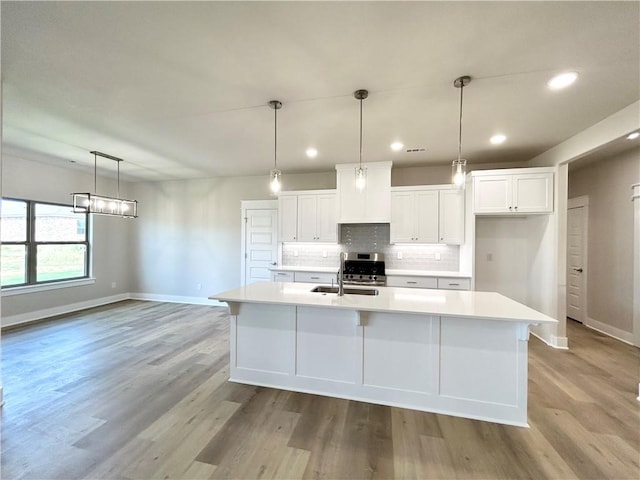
[269,169,282,194]
[452,159,467,189]
[355,167,366,192]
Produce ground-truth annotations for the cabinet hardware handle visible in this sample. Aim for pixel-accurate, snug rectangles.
[514,206,518,210]
[509,206,512,210]
[407,281,417,284]
[449,283,460,286]
[572,268,583,273]
[311,276,320,279]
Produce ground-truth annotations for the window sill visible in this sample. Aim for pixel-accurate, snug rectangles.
[1,278,96,297]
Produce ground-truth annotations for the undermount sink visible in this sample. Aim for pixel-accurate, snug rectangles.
[311,286,379,296]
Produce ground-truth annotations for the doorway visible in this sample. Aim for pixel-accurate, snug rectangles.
[240,200,278,286]
[567,196,588,323]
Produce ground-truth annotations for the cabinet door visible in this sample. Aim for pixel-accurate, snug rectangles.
[390,191,416,243]
[336,167,364,223]
[439,189,464,244]
[415,191,439,243]
[279,195,298,241]
[363,166,392,222]
[512,173,553,213]
[473,176,511,214]
[315,193,337,242]
[297,195,318,241]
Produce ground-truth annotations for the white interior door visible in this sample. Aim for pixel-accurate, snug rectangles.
[567,205,587,322]
[244,207,278,285]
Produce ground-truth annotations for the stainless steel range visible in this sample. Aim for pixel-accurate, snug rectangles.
[341,252,386,286]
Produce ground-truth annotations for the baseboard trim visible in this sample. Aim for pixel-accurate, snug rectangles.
[1,293,228,330]
[129,293,227,307]
[529,331,569,349]
[584,317,635,345]
[1,293,129,329]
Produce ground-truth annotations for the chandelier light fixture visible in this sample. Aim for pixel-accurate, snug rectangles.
[72,151,138,218]
[452,75,471,189]
[268,100,283,195]
[354,89,368,192]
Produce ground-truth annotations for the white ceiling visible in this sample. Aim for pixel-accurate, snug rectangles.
[2,1,639,182]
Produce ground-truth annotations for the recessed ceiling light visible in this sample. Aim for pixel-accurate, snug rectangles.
[490,134,507,145]
[390,142,404,152]
[627,132,639,140]
[305,147,318,158]
[547,71,578,90]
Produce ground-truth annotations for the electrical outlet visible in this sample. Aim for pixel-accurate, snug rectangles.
[487,253,493,261]
[435,253,441,261]
[322,250,327,258]
[294,250,298,257]
[397,251,403,260]
[111,282,117,289]
[197,283,202,290]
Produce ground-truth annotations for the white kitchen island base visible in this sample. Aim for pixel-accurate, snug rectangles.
[213,282,556,427]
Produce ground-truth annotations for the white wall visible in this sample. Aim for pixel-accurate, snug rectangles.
[1,155,133,324]
[130,172,335,299]
[568,147,640,336]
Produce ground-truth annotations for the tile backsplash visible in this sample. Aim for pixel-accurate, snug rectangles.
[281,223,460,271]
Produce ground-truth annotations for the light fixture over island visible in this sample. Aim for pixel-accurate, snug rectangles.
[211,282,557,427]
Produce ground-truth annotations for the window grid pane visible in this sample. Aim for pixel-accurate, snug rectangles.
[1,199,28,242]
[1,244,27,286]
[36,244,87,282]
[35,203,87,242]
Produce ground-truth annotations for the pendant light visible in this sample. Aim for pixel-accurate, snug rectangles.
[268,100,283,195]
[354,89,368,192]
[452,76,471,189]
[72,151,138,218]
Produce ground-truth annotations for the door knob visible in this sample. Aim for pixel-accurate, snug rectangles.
[271,262,277,266]
[572,267,583,272]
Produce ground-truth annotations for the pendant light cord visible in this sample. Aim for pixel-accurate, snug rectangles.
[359,97,363,168]
[458,82,464,161]
[274,106,278,170]
[93,152,97,194]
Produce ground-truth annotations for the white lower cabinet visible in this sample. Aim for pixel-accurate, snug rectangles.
[271,271,294,282]
[293,271,336,284]
[437,278,471,290]
[387,275,470,291]
[386,276,438,289]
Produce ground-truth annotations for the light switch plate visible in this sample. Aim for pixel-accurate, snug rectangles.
[397,251,403,260]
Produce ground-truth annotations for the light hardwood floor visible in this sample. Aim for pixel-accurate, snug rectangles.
[1,300,638,479]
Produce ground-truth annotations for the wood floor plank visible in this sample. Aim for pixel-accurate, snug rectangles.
[1,302,638,480]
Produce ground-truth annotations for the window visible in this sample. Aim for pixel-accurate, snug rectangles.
[1,198,89,288]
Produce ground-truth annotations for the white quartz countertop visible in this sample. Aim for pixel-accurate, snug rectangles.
[271,266,470,278]
[270,266,338,273]
[211,282,557,324]
[385,269,471,278]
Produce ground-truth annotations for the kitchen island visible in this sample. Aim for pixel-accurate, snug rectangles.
[211,282,557,427]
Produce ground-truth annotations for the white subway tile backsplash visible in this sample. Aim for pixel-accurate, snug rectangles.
[281,224,460,271]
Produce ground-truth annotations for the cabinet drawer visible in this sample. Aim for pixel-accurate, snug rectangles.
[386,276,438,289]
[271,271,294,282]
[437,278,470,290]
[294,272,336,284]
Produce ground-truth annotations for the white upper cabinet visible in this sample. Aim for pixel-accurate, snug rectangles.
[297,192,337,242]
[439,189,465,244]
[390,186,464,245]
[336,162,392,223]
[472,168,554,215]
[279,190,337,243]
[278,194,298,241]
